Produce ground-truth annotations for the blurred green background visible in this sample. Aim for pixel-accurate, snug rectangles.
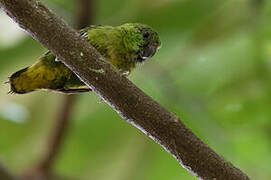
[1,0,271,179]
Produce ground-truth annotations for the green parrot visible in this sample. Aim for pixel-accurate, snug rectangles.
[8,23,161,94]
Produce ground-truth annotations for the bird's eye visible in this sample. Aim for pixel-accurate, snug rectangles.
[143,31,150,39]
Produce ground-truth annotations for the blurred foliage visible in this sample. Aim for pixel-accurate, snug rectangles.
[1,0,271,179]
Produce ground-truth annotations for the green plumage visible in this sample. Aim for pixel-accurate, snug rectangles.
[9,23,161,94]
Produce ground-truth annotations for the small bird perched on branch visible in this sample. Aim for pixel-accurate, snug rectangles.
[8,23,161,94]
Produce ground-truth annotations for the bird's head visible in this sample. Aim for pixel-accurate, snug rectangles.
[120,23,161,63]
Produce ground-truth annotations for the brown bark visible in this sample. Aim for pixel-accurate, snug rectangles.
[0,165,17,180]
[76,0,95,29]
[36,95,76,173]
[0,0,249,179]
[33,0,95,177]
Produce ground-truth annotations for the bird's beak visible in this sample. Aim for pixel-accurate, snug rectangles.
[137,42,160,62]
[153,42,160,49]
[143,45,157,59]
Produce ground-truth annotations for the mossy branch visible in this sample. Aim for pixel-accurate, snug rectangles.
[0,0,249,179]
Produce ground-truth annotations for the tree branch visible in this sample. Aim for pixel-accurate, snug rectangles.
[76,0,95,29]
[0,164,17,180]
[33,0,95,176]
[36,94,76,173]
[0,0,249,179]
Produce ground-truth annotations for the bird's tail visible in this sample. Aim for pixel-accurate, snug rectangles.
[9,66,33,94]
[8,59,90,94]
